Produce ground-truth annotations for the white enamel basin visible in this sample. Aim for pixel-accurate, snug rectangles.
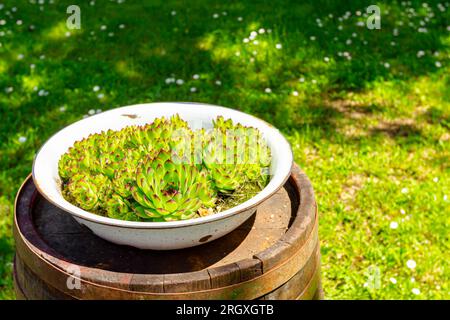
[32,102,293,250]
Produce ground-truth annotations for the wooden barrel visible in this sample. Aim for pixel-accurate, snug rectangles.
[13,164,321,300]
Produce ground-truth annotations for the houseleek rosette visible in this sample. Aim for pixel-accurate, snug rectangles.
[65,173,111,212]
[131,151,217,221]
[203,116,272,193]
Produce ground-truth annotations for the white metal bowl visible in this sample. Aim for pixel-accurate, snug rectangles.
[32,102,293,250]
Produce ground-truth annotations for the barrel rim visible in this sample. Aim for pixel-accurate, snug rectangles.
[14,219,318,299]
[14,164,318,298]
[13,247,321,300]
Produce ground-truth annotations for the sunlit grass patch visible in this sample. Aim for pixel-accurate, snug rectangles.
[0,0,448,300]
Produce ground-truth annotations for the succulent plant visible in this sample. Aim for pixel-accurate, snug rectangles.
[203,116,272,193]
[131,151,216,221]
[65,173,111,211]
[104,194,136,221]
[59,114,272,222]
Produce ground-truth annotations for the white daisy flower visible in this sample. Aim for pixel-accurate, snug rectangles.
[292,91,299,96]
[18,136,27,143]
[192,74,200,80]
[406,259,416,270]
[435,61,442,68]
[176,79,184,85]
[258,28,265,34]
[401,187,408,194]
[412,288,420,295]
[88,109,96,115]
[389,277,397,284]
[93,86,100,92]
[275,43,282,49]
[190,87,197,93]
[212,13,219,19]
[264,88,272,93]
[171,10,177,16]
[215,80,222,86]
[390,221,399,229]
[97,93,105,99]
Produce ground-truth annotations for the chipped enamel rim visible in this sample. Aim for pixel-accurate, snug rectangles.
[32,102,293,229]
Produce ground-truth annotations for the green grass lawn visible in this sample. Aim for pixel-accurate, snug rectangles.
[0,0,449,299]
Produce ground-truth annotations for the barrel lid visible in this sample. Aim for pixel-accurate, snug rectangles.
[14,164,317,299]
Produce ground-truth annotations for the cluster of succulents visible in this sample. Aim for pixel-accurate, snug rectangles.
[59,114,272,222]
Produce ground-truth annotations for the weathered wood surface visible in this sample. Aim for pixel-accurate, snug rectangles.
[14,164,322,300]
